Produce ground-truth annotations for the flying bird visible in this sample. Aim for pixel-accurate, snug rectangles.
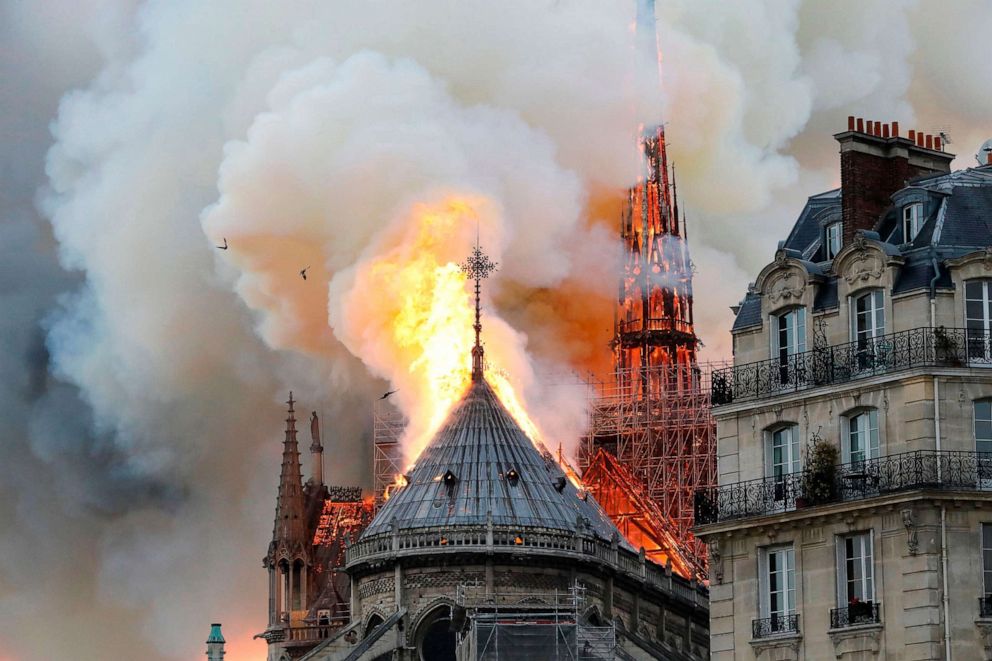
[300,266,309,280]
[379,389,398,400]
[216,237,228,250]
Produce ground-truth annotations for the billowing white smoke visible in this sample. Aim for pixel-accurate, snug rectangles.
[1,0,989,659]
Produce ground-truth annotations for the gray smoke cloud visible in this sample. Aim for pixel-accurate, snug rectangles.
[1,1,990,659]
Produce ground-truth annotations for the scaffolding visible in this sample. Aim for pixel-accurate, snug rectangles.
[372,398,405,503]
[579,362,726,573]
[456,581,615,661]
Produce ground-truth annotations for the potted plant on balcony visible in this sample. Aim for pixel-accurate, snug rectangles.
[934,326,963,366]
[848,596,873,624]
[799,433,839,507]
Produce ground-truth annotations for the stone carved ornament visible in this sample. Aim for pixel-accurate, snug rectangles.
[844,246,884,285]
[902,509,919,555]
[766,269,806,304]
[709,541,724,584]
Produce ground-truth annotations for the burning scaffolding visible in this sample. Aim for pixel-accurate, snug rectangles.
[575,114,718,578]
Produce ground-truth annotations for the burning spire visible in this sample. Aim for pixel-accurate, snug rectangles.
[460,242,497,381]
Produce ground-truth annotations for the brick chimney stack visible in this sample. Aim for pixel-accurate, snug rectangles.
[836,116,955,248]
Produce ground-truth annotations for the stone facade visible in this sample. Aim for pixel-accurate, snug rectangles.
[696,123,992,660]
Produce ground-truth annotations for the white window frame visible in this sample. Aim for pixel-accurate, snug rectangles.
[759,545,797,620]
[766,425,802,479]
[836,532,874,606]
[976,401,992,489]
[902,202,923,242]
[983,524,992,598]
[825,222,842,260]
[844,409,880,465]
[965,280,992,362]
[772,307,807,357]
[850,289,886,343]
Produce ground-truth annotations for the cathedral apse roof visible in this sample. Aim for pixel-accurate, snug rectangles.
[360,377,627,546]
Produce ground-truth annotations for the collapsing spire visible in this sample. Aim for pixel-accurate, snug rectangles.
[460,243,497,381]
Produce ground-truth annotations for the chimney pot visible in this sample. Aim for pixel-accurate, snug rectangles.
[908,129,916,142]
[848,116,855,131]
[917,132,925,147]
[987,152,992,166]
[856,118,864,133]
[874,122,882,137]
[892,121,900,138]
[882,123,890,139]
[925,134,933,150]
[934,136,942,151]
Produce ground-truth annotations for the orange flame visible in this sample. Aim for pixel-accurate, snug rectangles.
[343,195,551,470]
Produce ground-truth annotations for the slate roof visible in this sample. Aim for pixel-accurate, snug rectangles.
[730,166,992,331]
[361,378,626,544]
[731,292,762,331]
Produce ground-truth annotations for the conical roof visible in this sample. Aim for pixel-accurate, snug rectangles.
[362,378,626,544]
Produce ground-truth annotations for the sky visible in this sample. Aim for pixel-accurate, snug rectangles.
[1,1,990,659]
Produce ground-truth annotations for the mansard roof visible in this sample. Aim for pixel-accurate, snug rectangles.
[361,378,625,545]
[730,165,992,332]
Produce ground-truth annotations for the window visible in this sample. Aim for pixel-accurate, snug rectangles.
[984,524,992,600]
[851,290,885,342]
[772,307,806,384]
[976,401,992,488]
[837,532,874,605]
[760,545,796,629]
[977,401,992,455]
[825,222,842,260]
[766,425,801,505]
[966,280,992,361]
[902,202,924,242]
[845,409,880,465]
[767,426,802,479]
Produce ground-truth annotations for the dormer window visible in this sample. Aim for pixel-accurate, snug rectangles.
[825,222,842,260]
[902,202,924,242]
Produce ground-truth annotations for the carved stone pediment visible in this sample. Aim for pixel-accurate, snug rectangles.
[766,269,806,305]
[843,250,884,285]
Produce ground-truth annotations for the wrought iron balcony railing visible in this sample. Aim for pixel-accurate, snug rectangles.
[711,327,992,406]
[830,602,880,628]
[980,596,992,619]
[694,450,992,525]
[751,613,800,639]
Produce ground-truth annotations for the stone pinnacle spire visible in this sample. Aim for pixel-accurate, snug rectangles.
[271,392,306,548]
[205,623,225,661]
[460,242,497,381]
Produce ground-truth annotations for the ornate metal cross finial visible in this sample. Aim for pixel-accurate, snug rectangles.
[460,243,497,381]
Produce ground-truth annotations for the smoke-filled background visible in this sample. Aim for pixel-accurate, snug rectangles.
[1,0,990,658]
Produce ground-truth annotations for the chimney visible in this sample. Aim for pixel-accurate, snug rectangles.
[836,116,955,248]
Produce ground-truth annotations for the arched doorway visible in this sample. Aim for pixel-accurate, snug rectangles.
[364,613,384,639]
[415,605,455,661]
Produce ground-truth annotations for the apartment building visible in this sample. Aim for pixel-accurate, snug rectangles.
[695,117,992,660]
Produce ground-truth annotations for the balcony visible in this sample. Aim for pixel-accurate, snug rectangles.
[711,326,992,406]
[618,317,694,336]
[981,596,992,619]
[694,450,992,526]
[830,602,881,629]
[752,613,800,639]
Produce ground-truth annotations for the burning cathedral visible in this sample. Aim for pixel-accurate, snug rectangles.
[243,2,714,659]
[255,241,708,661]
